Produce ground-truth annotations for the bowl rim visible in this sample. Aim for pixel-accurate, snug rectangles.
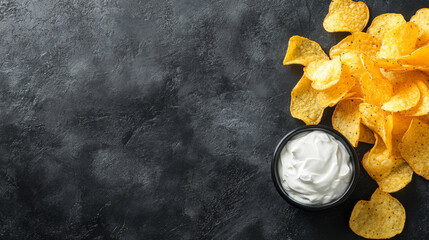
[271,125,360,211]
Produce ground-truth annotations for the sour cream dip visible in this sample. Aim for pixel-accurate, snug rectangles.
[278,130,352,205]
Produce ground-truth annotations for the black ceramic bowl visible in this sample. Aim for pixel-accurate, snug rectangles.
[271,125,360,211]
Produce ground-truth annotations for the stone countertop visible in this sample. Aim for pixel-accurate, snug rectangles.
[0,0,428,239]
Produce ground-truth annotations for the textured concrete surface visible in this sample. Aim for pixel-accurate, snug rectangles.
[0,0,428,239]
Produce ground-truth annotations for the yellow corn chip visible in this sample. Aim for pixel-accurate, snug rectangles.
[332,99,362,147]
[381,69,428,86]
[330,32,380,58]
[381,82,420,112]
[410,8,429,47]
[403,79,429,116]
[359,103,390,145]
[360,54,393,105]
[317,66,356,107]
[290,75,325,125]
[397,45,429,68]
[334,52,366,81]
[283,36,329,66]
[347,79,364,99]
[376,161,413,193]
[367,13,406,42]
[323,0,369,33]
[377,22,419,59]
[385,114,413,157]
[391,113,410,158]
[360,72,392,106]
[349,189,406,239]
[359,124,375,144]
[400,119,429,179]
[418,114,429,125]
[374,58,420,71]
[363,134,413,192]
[363,135,395,180]
[304,58,342,90]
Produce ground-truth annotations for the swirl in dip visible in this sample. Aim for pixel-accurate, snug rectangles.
[278,130,352,205]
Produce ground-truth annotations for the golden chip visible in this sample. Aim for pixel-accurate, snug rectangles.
[323,0,369,33]
[334,52,366,81]
[403,79,429,116]
[332,99,361,147]
[330,32,380,58]
[349,189,405,239]
[384,115,394,156]
[381,69,428,86]
[373,58,419,71]
[390,114,412,135]
[377,22,419,59]
[347,79,364,99]
[381,82,420,112]
[360,72,392,106]
[317,66,356,107]
[360,54,393,105]
[410,8,429,47]
[362,134,413,192]
[400,119,429,179]
[397,45,429,68]
[363,135,395,180]
[283,36,329,66]
[290,75,325,125]
[304,58,342,90]
[359,124,375,144]
[418,114,429,125]
[377,160,413,193]
[385,114,412,157]
[359,103,389,145]
[367,13,406,42]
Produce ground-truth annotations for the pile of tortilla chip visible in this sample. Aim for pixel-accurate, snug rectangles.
[283,0,429,238]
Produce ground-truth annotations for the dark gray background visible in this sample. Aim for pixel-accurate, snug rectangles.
[0,0,428,239]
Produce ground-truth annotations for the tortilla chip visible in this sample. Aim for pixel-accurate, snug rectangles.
[349,189,406,239]
[360,54,393,105]
[359,124,375,144]
[317,66,356,107]
[385,114,413,157]
[290,75,325,125]
[360,72,393,106]
[332,99,362,147]
[330,32,380,58]
[377,22,419,59]
[410,8,429,47]
[363,134,395,180]
[323,0,369,33]
[304,58,342,90]
[283,36,329,66]
[381,69,428,86]
[359,103,390,145]
[400,119,429,179]
[334,52,366,81]
[397,45,429,68]
[363,134,413,192]
[418,114,429,125]
[347,79,364,99]
[403,79,429,116]
[377,160,413,193]
[367,13,406,42]
[381,82,420,112]
[374,58,420,71]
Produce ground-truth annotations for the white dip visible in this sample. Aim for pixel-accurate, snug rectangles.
[279,130,352,204]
